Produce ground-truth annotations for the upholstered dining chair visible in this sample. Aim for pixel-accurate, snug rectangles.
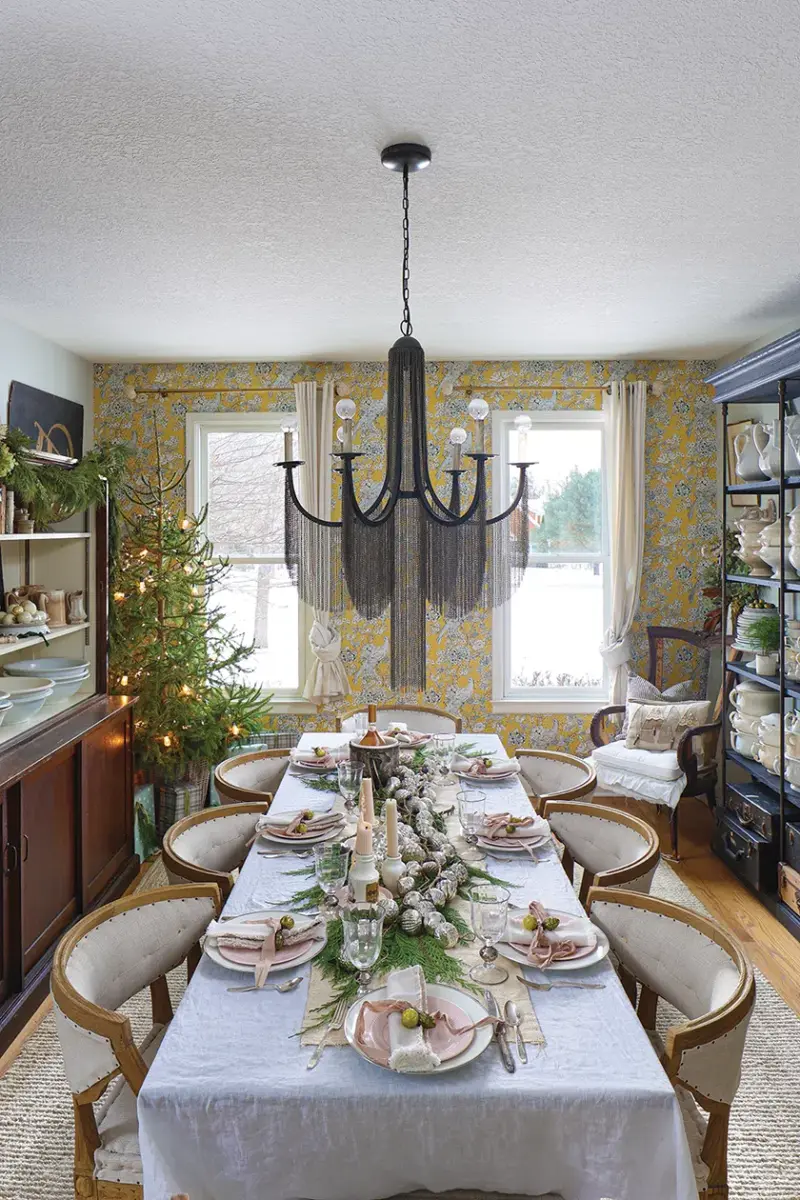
[162,802,270,899]
[589,625,720,859]
[214,746,292,806]
[51,883,222,1200]
[336,704,462,733]
[586,888,755,1200]
[517,748,596,813]
[541,801,660,909]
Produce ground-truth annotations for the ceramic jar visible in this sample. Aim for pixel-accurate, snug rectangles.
[730,681,781,716]
[734,503,776,577]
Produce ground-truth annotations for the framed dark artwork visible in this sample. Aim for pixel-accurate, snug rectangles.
[8,380,83,465]
[726,418,760,508]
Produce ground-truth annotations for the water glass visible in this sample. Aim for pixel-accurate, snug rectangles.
[341,903,384,994]
[352,712,368,736]
[469,884,510,985]
[457,789,486,859]
[337,760,364,812]
[432,732,456,779]
[313,842,350,911]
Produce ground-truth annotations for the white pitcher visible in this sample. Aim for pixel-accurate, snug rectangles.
[733,427,769,482]
[753,418,800,478]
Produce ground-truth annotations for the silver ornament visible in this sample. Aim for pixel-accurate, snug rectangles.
[452,862,469,884]
[385,776,401,795]
[427,886,446,908]
[399,909,423,936]
[377,897,400,925]
[431,850,448,868]
[421,859,440,879]
[443,844,458,863]
[403,844,426,863]
[405,860,423,879]
[403,890,423,909]
[420,787,437,801]
[405,797,424,815]
[427,832,448,850]
[397,875,416,896]
[416,900,435,918]
[439,877,457,901]
[423,911,445,932]
[435,921,459,949]
[394,787,412,802]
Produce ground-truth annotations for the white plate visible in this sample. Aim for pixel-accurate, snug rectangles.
[344,982,494,1074]
[477,832,551,854]
[257,823,346,847]
[454,770,518,785]
[498,907,610,972]
[203,909,327,974]
[289,760,339,774]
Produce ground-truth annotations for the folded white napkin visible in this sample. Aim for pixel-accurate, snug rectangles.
[506,909,597,950]
[205,913,322,947]
[452,753,521,777]
[387,965,441,1073]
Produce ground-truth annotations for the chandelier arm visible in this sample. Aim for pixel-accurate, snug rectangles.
[280,463,342,528]
[341,457,398,526]
[412,457,488,526]
[486,463,530,525]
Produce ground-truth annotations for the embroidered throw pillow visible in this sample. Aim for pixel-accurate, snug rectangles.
[620,674,701,738]
[625,699,712,755]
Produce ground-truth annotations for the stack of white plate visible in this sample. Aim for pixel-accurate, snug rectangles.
[0,677,55,723]
[4,657,90,703]
[734,604,778,653]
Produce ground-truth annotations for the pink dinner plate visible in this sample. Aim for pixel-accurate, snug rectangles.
[478,832,549,851]
[508,937,595,962]
[218,936,316,967]
[357,995,476,1066]
[454,770,517,784]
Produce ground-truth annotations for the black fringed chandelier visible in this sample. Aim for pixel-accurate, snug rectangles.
[278,142,533,691]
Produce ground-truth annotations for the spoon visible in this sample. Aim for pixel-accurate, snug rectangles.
[227,975,304,994]
[503,999,527,1064]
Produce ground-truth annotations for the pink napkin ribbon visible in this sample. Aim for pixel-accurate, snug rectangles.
[482,812,536,840]
[261,812,344,839]
[214,916,325,986]
[522,900,578,968]
[353,999,502,1068]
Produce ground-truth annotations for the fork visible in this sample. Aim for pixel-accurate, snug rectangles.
[307,995,349,1070]
[258,849,313,858]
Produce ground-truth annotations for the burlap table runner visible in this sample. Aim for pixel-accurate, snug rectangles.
[300,797,545,1048]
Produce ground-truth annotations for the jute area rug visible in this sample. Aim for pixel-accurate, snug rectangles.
[0,857,798,1200]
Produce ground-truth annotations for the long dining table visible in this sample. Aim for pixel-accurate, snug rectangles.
[137,733,698,1200]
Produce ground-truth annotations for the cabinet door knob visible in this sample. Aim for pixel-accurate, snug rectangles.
[3,843,18,875]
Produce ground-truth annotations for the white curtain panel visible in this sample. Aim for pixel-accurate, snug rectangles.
[295,380,351,703]
[600,380,647,705]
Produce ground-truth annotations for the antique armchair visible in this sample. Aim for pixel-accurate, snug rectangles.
[541,801,660,909]
[589,625,719,858]
[162,802,271,899]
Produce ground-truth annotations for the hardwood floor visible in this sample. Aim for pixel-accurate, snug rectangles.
[600,792,800,1016]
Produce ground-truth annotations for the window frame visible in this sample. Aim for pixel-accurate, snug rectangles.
[491,407,611,714]
[186,411,314,711]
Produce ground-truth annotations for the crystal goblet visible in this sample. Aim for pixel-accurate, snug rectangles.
[341,903,385,994]
[313,842,350,912]
[457,789,486,860]
[469,884,510,985]
[337,760,364,813]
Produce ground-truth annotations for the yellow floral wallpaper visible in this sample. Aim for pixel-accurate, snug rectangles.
[94,358,718,754]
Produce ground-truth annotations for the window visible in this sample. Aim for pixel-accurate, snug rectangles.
[187,413,309,703]
[492,409,609,711]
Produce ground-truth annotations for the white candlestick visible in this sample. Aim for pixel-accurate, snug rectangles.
[283,429,293,460]
[385,797,399,859]
[476,421,486,452]
[360,777,375,826]
[451,441,462,471]
[343,419,353,453]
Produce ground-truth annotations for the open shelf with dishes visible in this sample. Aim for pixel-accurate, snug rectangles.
[710,333,800,943]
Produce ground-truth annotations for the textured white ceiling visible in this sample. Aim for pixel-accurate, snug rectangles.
[2,0,800,361]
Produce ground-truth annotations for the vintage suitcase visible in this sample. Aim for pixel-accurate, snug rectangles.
[712,809,777,892]
[785,822,800,873]
[779,860,800,918]
[725,780,800,843]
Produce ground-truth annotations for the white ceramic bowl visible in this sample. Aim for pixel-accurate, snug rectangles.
[757,741,779,774]
[42,671,90,703]
[731,732,758,758]
[2,684,54,724]
[730,684,781,716]
[728,710,760,734]
[758,544,797,578]
[4,657,89,680]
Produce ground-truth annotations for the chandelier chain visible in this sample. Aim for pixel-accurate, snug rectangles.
[401,164,412,336]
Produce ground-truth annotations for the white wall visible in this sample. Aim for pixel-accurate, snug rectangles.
[0,314,93,445]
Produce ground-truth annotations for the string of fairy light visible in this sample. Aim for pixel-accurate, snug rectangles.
[112,508,241,754]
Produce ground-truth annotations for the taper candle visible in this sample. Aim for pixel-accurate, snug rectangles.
[355,819,373,855]
[360,777,375,826]
[385,797,399,858]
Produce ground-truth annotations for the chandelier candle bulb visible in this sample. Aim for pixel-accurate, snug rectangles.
[449,427,467,470]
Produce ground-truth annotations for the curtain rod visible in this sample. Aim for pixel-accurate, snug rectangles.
[125,380,655,400]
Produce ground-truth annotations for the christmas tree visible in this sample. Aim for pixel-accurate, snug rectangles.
[109,422,270,780]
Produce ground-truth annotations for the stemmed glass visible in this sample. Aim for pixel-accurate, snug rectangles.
[351,712,368,736]
[341,903,385,994]
[337,760,364,814]
[432,732,456,781]
[469,884,510,985]
[457,789,486,860]
[314,842,351,912]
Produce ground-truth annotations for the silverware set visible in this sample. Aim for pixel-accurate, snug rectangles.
[307,994,349,1070]
[227,975,304,995]
[483,990,516,1072]
[516,973,605,992]
[257,849,313,858]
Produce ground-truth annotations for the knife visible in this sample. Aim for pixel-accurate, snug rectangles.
[484,989,515,1074]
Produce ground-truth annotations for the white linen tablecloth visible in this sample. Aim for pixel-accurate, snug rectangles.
[138,734,697,1200]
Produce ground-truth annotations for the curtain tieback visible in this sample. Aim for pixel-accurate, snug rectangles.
[599,634,632,669]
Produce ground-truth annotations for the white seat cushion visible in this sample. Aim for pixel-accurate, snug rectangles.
[93,1022,166,1184]
[592,741,683,782]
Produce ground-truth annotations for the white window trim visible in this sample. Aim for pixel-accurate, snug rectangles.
[491,408,611,714]
[186,412,315,713]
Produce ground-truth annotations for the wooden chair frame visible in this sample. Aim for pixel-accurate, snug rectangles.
[542,801,659,908]
[517,748,597,813]
[586,887,755,1200]
[334,703,462,733]
[51,883,222,1200]
[162,802,270,899]
[214,746,290,805]
[589,625,719,858]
